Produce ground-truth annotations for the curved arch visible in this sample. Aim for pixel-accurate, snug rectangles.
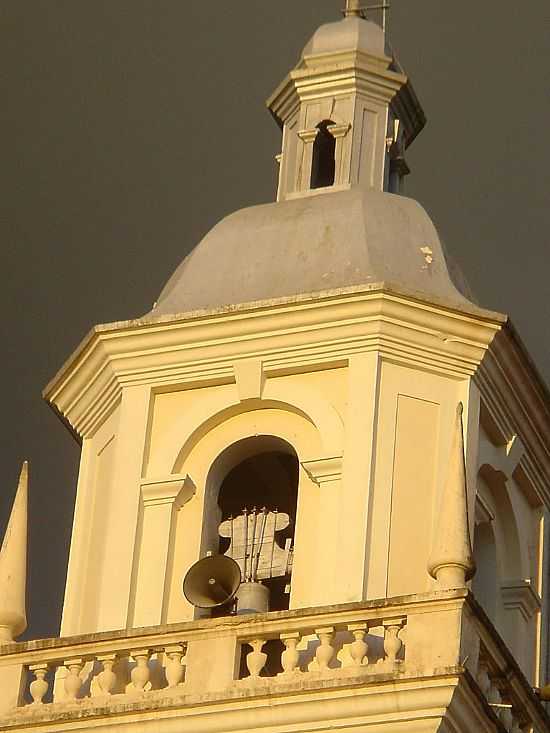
[164,407,330,623]
[172,400,312,474]
[151,381,344,476]
[479,464,525,579]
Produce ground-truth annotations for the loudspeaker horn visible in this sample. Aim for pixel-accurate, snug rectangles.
[183,554,241,609]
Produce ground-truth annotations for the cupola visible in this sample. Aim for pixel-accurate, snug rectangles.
[267,0,425,200]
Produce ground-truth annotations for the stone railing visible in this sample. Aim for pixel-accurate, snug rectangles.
[467,595,548,733]
[0,590,548,732]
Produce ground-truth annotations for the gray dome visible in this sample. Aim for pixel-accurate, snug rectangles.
[301,17,386,58]
[151,187,475,317]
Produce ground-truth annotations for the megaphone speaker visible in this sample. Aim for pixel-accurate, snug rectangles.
[183,554,241,609]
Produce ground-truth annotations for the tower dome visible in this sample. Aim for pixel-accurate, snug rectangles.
[150,5,435,318]
[301,16,386,59]
[150,187,475,317]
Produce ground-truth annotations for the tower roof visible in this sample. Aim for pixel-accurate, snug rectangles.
[150,187,475,317]
[301,16,386,58]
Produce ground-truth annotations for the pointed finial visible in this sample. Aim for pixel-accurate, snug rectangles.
[0,462,29,642]
[428,405,476,589]
[344,0,365,18]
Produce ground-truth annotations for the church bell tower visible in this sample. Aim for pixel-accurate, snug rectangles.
[2,4,550,732]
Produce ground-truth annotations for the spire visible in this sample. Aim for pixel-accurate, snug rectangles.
[343,0,365,18]
[0,462,28,641]
[428,405,476,589]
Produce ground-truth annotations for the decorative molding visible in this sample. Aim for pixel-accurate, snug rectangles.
[328,123,351,140]
[297,128,319,145]
[500,579,541,622]
[233,359,264,402]
[140,475,196,510]
[44,286,504,441]
[301,456,343,486]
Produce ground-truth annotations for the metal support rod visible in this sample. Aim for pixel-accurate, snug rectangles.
[249,507,258,582]
[253,507,269,581]
[270,509,278,579]
[242,508,248,582]
[344,3,390,34]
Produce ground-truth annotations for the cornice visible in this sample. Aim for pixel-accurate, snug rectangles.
[267,52,405,125]
[500,579,541,622]
[44,285,502,440]
[391,78,426,148]
[475,321,550,506]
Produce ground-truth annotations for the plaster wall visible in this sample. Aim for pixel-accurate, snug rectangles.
[59,356,489,639]
[366,360,468,601]
[60,404,120,635]
[279,92,388,198]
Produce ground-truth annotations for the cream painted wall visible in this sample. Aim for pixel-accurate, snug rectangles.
[61,404,120,635]
[53,284,548,691]
[366,360,465,600]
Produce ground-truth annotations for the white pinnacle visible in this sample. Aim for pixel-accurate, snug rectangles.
[0,462,28,642]
[428,405,476,589]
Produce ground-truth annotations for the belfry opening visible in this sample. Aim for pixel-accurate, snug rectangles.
[310,121,336,189]
[205,437,299,614]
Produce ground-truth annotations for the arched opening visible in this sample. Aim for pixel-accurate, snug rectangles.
[201,437,300,614]
[473,521,498,623]
[310,121,336,189]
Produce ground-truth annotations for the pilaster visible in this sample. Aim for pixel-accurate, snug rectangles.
[131,476,196,627]
[96,385,152,631]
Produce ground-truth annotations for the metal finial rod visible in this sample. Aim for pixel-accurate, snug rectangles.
[344,0,364,17]
[343,2,390,34]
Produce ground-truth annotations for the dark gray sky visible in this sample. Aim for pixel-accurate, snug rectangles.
[1,1,549,641]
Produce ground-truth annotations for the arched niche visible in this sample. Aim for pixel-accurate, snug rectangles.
[164,406,335,623]
[478,465,524,581]
[472,521,498,622]
[474,465,535,674]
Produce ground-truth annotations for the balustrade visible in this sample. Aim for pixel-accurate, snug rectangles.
[0,592,544,733]
[14,615,406,707]
[239,617,405,681]
[14,643,187,709]
[476,648,526,733]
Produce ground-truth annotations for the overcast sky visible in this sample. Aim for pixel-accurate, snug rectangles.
[1,0,549,640]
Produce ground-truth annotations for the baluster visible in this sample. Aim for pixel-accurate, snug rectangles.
[499,706,514,732]
[510,717,522,733]
[246,639,267,678]
[96,654,117,695]
[383,618,405,669]
[130,649,151,693]
[64,658,83,701]
[280,632,301,675]
[476,660,491,697]
[29,664,49,705]
[164,644,186,688]
[315,627,335,672]
[348,623,368,667]
[488,679,501,706]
